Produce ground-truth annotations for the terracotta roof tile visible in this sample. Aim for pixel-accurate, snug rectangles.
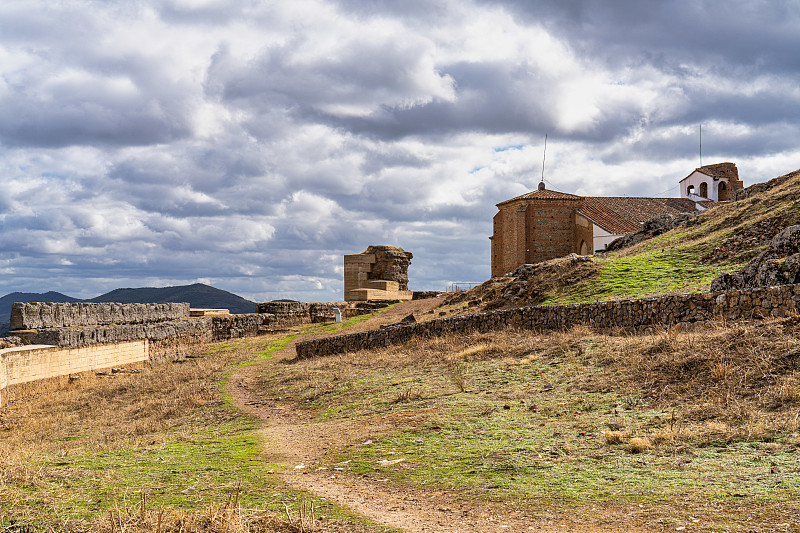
[497,187,582,206]
[577,197,698,235]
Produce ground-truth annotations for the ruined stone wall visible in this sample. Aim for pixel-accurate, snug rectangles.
[13,317,213,348]
[256,301,385,326]
[365,245,413,291]
[0,304,272,405]
[10,302,189,330]
[344,246,414,301]
[295,284,800,359]
[0,341,149,407]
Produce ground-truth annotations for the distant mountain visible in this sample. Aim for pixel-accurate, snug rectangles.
[88,283,256,314]
[0,284,257,336]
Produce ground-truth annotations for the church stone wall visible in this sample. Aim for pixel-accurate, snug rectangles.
[492,198,585,276]
[530,200,581,263]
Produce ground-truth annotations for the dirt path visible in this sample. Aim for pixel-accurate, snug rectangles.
[226,300,652,533]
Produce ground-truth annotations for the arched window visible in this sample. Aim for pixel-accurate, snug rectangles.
[718,181,729,201]
[687,185,695,195]
[699,182,708,198]
[579,240,589,255]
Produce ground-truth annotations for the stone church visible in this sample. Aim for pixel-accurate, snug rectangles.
[490,162,743,277]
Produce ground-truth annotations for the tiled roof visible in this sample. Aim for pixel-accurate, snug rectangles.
[682,162,739,182]
[577,197,698,235]
[497,187,582,206]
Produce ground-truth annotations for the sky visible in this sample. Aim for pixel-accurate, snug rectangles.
[1,0,799,303]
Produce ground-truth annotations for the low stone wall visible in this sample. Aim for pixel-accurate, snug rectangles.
[10,302,189,330]
[256,301,389,326]
[10,313,273,350]
[13,317,213,348]
[0,341,149,407]
[0,304,274,406]
[412,291,441,300]
[295,284,800,359]
[211,313,275,340]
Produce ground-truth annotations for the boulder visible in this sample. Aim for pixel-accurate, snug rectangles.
[710,225,800,291]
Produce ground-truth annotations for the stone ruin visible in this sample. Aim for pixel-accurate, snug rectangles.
[344,245,414,302]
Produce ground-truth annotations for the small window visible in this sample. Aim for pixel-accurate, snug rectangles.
[687,185,695,195]
[699,182,708,198]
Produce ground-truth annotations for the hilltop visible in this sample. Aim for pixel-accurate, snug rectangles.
[86,283,256,314]
[441,167,800,314]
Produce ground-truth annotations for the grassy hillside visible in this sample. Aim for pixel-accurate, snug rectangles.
[446,168,800,313]
[566,167,800,303]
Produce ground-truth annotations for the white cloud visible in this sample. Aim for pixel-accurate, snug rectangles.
[0,0,799,302]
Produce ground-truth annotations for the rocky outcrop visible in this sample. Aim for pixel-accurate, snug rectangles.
[710,225,800,291]
[10,302,190,330]
[444,254,599,311]
[606,213,696,252]
[364,245,413,291]
[733,169,800,201]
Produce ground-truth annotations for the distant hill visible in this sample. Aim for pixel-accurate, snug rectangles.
[87,283,256,314]
[0,284,257,336]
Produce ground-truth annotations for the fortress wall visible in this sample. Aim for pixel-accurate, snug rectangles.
[0,341,148,407]
[14,317,214,348]
[256,301,389,326]
[295,284,800,359]
[0,308,274,405]
[10,302,190,330]
[10,313,272,350]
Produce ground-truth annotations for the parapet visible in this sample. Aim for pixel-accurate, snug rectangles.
[10,302,190,330]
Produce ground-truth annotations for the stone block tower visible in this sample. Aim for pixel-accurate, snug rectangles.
[344,245,413,301]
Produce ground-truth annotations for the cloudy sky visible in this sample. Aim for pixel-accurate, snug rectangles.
[1,0,798,303]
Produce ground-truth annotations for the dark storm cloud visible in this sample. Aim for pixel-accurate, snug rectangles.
[490,0,800,67]
[1,0,799,302]
[0,4,197,149]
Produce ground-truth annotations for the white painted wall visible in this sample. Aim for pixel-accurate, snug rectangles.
[592,224,623,252]
[680,170,729,202]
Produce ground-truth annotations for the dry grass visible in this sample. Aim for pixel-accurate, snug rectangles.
[0,341,237,463]
[627,437,653,454]
[306,316,800,448]
[0,335,379,532]
[58,499,319,533]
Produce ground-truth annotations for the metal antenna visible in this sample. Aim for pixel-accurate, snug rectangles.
[541,133,547,182]
[699,124,702,167]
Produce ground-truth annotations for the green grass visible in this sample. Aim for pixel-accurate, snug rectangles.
[256,330,800,530]
[309,306,394,334]
[0,326,399,531]
[546,248,741,305]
